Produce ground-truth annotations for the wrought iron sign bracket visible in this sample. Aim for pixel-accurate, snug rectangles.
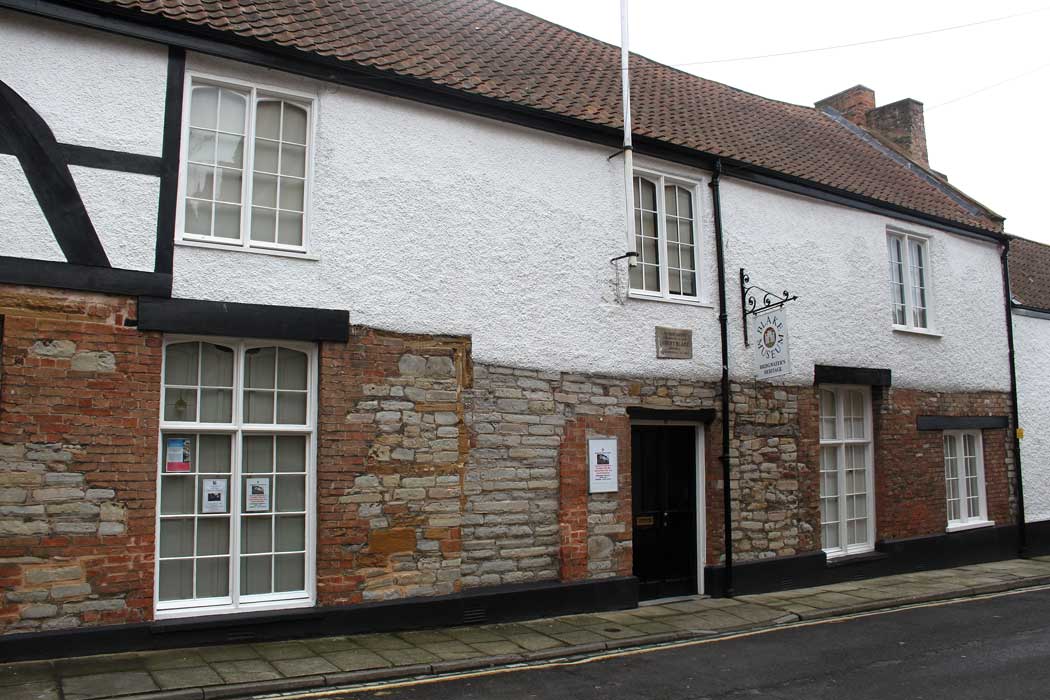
[740,268,798,347]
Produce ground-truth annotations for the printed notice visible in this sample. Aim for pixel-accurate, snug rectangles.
[588,438,619,494]
[201,478,228,514]
[165,438,191,473]
[245,477,271,512]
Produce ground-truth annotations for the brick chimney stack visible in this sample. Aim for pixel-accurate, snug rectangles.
[816,86,930,169]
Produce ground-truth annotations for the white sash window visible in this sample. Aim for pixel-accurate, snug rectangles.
[943,430,991,531]
[155,338,316,618]
[819,386,875,557]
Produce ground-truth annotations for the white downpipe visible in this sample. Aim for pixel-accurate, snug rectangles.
[621,0,636,262]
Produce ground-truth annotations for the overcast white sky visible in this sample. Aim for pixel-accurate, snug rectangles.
[500,0,1050,242]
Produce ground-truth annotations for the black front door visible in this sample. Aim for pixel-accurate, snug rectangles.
[632,424,698,600]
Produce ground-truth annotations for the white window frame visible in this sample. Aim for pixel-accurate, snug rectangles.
[818,385,876,558]
[943,430,992,532]
[887,228,935,333]
[175,71,317,258]
[154,335,318,620]
[628,168,704,305]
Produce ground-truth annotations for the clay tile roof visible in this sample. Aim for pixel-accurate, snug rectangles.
[90,0,1004,232]
[1009,237,1050,311]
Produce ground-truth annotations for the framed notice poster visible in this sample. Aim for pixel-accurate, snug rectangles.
[245,477,271,512]
[588,438,619,493]
[164,438,191,473]
[201,478,228,514]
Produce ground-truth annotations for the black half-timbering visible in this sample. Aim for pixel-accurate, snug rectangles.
[0,47,185,297]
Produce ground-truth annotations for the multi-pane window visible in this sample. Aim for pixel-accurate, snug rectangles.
[819,386,874,556]
[943,431,988,528]
[888,232,930,329]
[629,172,699,300]
[181,78,312,252]
[157,339,314,617]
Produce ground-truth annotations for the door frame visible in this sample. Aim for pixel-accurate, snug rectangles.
[630,419,706,596]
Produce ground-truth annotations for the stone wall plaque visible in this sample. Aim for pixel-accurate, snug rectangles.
[655,327,693,359]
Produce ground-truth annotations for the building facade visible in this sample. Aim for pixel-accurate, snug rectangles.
[0,0,1024,656]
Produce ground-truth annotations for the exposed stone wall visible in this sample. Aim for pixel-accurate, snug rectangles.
[462,364,722,587]
[316,329,472,604]
[0,285,159,633]
[728,383,817,562]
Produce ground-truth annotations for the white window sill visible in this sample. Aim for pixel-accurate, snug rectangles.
[946,519,994,533]
[892,324,943,338]
[154,594,314,620]
[824,545,875,561]
[628,290,714,309]
[176,239,320,261]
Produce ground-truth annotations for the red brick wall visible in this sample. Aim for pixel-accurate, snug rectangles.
[0,285,160,633]
[557,414,631,581]
[873,388,1014,540]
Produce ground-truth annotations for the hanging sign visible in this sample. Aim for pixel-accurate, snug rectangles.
[588,438,619,493]
[753,308,791,380]
[164,437,192,473]
[245,477,271,512]
[202,478,228,514]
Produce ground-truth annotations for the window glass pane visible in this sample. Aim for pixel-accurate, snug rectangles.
[200,344,234,387]
[184,200,212,236]
[274,554,305,592]
[279,178,305,211]
[200,389,233,423]
[197,434,232,473]
[196,557,230,598]
[277,349,308,390]
[241,516,272,553]
[276,393,307,424]
[254,139,279,174]
[280,144,306,178]
[256,101,281,140]
[243,436,274,473]
[253,173,278,207]
[250,207,277,243]
[628,264,643,290]
[245,391,275,423]
[277,436,307,471]
[277,212,304,247]
[241,556,272,595]
[216,169,243,204]
[160,518,194,558]
[245,348,277,389]
[165,343,199,386]
[668,269,681,295]
[643,264,660,292]
[637,178,656,210]
[276,475,306,512]
[197,518,230,555]
[218,89,247,135]
[161,476,194,515]
[641,232,659,267]
[681,271,696,297]
[678,187,692,218]
[819,390,837,440]
[158,560,194,601]
[680,219,694,246]
[190,86,219,129]
[188,129,216,164]
[165,389,198,422]
[186,164,215,200]
[282,104,308,144]
[213,204,241,240]
[275,515,305,551]
[216,134,244,168]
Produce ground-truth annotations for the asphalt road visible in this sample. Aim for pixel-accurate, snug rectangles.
[320,587,1050,700]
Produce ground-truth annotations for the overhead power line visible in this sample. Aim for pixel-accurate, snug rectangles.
[668,5,1050,67]
[927,60,1050,110]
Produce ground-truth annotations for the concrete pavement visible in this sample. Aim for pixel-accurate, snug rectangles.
[5,557,1050,700]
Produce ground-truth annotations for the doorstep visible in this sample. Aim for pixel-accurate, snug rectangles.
[5,557,1050,700]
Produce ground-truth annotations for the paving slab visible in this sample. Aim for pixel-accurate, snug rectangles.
[151,666,223,689]
[7,680,60,700]
[210,659,281,684]
[321,649,391,672]
[63,670,158,700]
[271,657,340,676]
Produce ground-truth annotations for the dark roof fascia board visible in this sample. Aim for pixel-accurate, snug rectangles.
[1011,304,1050,320]
[916,415,1009,431]
[10,0,1005,244]
[0,255,172,297]
[137,296,350,342]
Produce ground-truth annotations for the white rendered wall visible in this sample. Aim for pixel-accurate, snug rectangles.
[1014,312,1050,522]
[0,12,167,272]
[721,181,1010,392]
[172,54,1010,390]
